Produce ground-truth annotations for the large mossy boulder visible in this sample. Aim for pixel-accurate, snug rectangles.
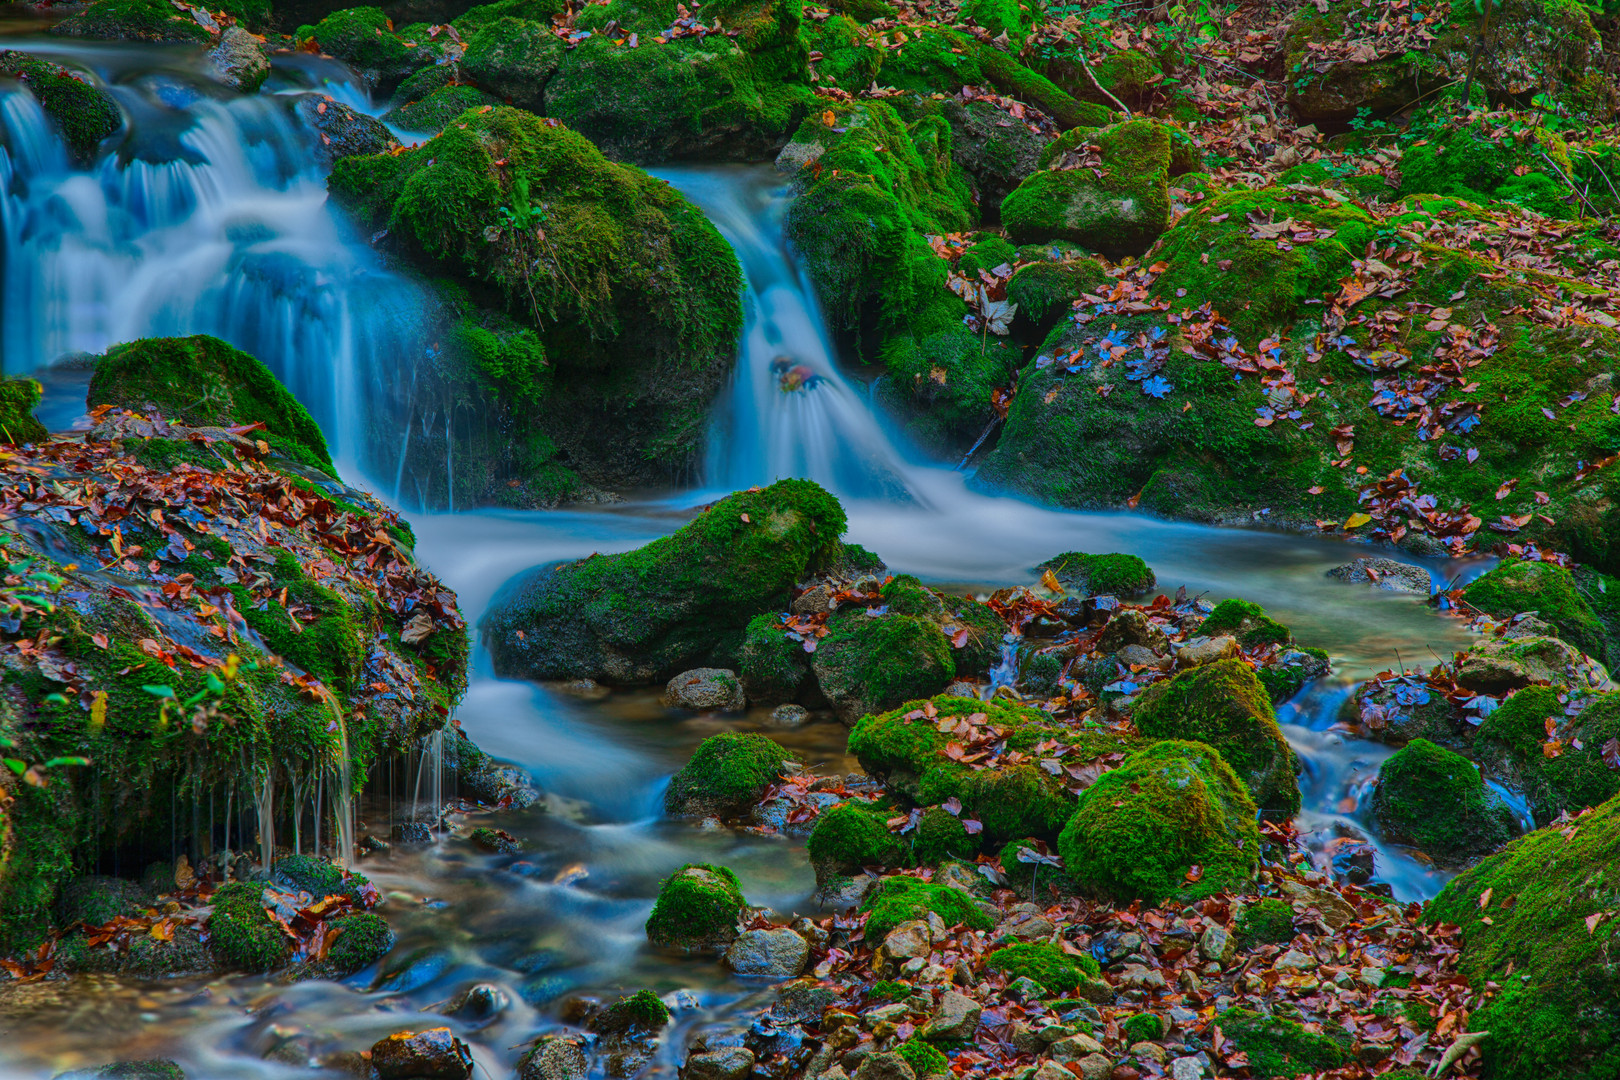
[89,335,334,473]
[1213,1008,1348,1079]
[0,52,122,163]
[1131,659,1301,817]
[1398,121,1574,219]
[208,883,291,972]
[1057,740,1259,903]
[859,873,993,944]
[850,696,1136,841]
[459,16,563,113]
[812,609,956,724]
[645,863,747,951]
[1477,686,1620,825]
[665,732,791,818]
[806,799,907,882]
[306,6,448,93]
[1002,119,1178,257]
[1425,791,1620,1079]
[1039,551,1155,597]
[330,107,742,493]
[1463,559,1609,666]
[941,97,1051,219]
[0,378,48,446]
[1372,738,1514,861]
[49,0,212,43]
[482,480,846,683]
[875,27,1099,131]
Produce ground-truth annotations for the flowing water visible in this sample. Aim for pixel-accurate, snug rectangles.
[0,35,1496,1079]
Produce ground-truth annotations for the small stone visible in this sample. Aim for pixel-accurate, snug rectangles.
[684,1047,755,1080]
[1011,1024,1043,1054]
[792,585,833,615]
[922,990,981,1043]
[1178,969,1203,994]
[1034,1063,1072,1080]
[995,914,1056,941]
[390,821,433,845]
[370,1028,474,1080]
[852,1051,915,1080]
[1197,925,1231,964]
[1118,963,1166,991]
[943,680,981,698]
[768,704,810,727]
[663,668,745,711]
[883,920,932,961]
[209,26,269,93]
[725,928,809,977]
[1116,644,1167,668]
[863,1003,909,1026]
[1073,977,1113,1004]
[1132,1041,1167,1065]
[1049,1033,1106,1061]
[1171,1057,1205,1080]
[1006,975,1047,999]
[1275,878,1360,930]
[1175,635,1238,667]
[519,1034,588,1080]
[1077,1053,1114,1080]
[1097,610,1168,653]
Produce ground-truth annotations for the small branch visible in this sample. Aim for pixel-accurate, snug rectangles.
[1078,52,1132,118]
[1536,147,1604,220]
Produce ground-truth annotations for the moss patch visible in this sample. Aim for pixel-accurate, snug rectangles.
[664,732,790,818]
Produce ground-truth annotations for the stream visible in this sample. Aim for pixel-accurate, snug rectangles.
[0,34,1493,1080]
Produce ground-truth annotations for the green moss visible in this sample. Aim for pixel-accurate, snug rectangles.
[1478,687,1620,824]
[48,0,211,43]
[1038,551,1156,597]
[1214,1008,1347,1078]
[896,1037,949,1076]
[271,854,346,897]
[89,335,333,473]
[57,876,145,928]
[73,1062,187,1080]
[807,800,907,879]
[1005,255,1109,332]
[595,988,671,1033]
[384,85,501,132]
[325,912,394,974]
[664,732,789,817]
[859,874,993,944]
[738,613,810,703]
[1020,651,1063,697]
[985,942,1098,995]
[1464,560,1609,665]
[1131,658,1301,817]
[311,7,435,89]
[461,16,563,112]
[869,979,911,1002]
[0,377,48,445]
[812,610,956,723]
[645,863,747,950]
[805,15,883,87]
[209,882,291,972]
[1400,122,1576,219]
[909,806,975,865]
[1236,898,1295,949]
[1425,792,1620,1079]
[1121,1011,1167,1043]
[850,696,1136,841]
[1057,740,1260,903]
[878,27,1094,130]
[1201,599,1292,648]
[1374,738,1513,860]
[484,480,845,682]
[1002,119,1175,257]
[0,53,121,163]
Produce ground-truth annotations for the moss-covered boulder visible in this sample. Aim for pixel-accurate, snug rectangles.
[1131,659,1302,817]
[460,16,563,113]
[329,107,743,493]
[876,27,1099,130]
[984,942,1101,996]
[909,806,975,865]
[812,608,955,723]
[1398,121,1574,219]
[1477,686,1620,825]
[1373,738,1515,861]
[1425,791,1620,1079]
[1039,551,1156,597]
[383,85,502,132]
[593,988,671,1033]
[1002,119,1178,257]
[1463,559,1609,666]
[1213,1008,1348,1078]
[209,883,290,972]
[316,912,395,977]
[859,873,993,944]
[739,612,813,704]
[89,335,334,473]
[850,696,1136,841]
[806,800,908,882]
[645,863,747,951]
[941,97,1051,218]
[49,0,212,43]
[1235,897,1295,949]
[484,480,845,683]
[1199,599,1294,649]
[306,6,447,93]
[665,732,791,818]
[1057,740,1260,903]
[0,52,122,163]
[0,378,48,446]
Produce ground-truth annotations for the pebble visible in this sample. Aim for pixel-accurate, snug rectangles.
[1171,1057,1205,1080]
[922,990,981,1042]
[1118,963,1167,991]
[1274,948,1316,972]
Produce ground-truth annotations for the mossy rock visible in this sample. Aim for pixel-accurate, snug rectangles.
[309,7,443,92]
[941,97,1050,218]
[984,942,1099,995]
[1039,551,1156,597]
[1235,897,1295,949]
[0,52,122,163]
[383,85,502,133]
[1399,121,1576,220]
[1214,1008,1348,1078]
[461,16,564,112]
[909,806,975,865]
[57,876,146,928]
[849,695,1136,841]
[645,863,747,950]
[1005,250,1110,335]
[804,14,884,88]
[49,0,212,43]
[811,609,956,724]
[323,912,395,975]
[56,1062,188,1080]
[895,1038,948,1078]
[807,800,907,882]
[1131,658,1302,817]
[89,335,334,473]
[1057,739,1260,903]
[593,988,672,1033]
[738,612,813,704]
[1463,560,1609,666]
[859,874,993,944]
[209,882,291,972]
[0,377,48,445]
[1425,790,1620,1079]
[1374,738,1515,861]
[1002,119,1176,257]
[1200,599,1293,648]
[329,107,743,490]
[483,480,845,683]
[877,27,1097,130]
[1477,686,1620,825]
[665,732,791,818]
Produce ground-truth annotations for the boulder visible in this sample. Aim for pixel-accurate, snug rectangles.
[1325,557,1430,593]
[383,85,501,133]
[1001,120,1177,257]
[1477,686,1620,824]
[0,377,48,445]
[666,732,790,819]
[1373,739,1514,861]
[1455,634,1598,695]
[209,27,270,93]
[517,1034,589,1080]
[1096,609,1170,655]
[1039,551,1157,597]
[1463,559,1610,666]
[663,668,746,711]
[724,927,809,976]
[683,1047,756,1080]
[461,15,563,112]
[943,97,1050,217]
[813,610,956,723]
[806,800,907,883]
[370,1028,475,1080]
[645,864,747,951]
[0,51,122,164]
[306,6,446,93]
[50,0,212,43]
[293,95,398,169]
[922,990,981,1043]
[1212,1009,1345,1077]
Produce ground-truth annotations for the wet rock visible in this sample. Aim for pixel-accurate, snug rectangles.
[1097,610,1168,654]
[558,678,610,699]
[1119,964,1167,991]
[725,927,809,977]
[852,1052,915,1080]
[666,732,790,819]
[1115,643,1167,669]
[517,1034,589,1080]
[434,983,509,1027]
[768,703,810,727]
[209,27,269,93]
[944,98,1049,216]
[664,668,746,711]
[646,864,747,951]
[922,990,981,1042]
[793,585,834,615]
[1326,558,1430,594]
[683,1047,755,1080]
[1275,878,1360,931]
[469,827,522,854]
[775,978,838,1024]
[370,1028,474,1080]
[294,94,397,170]
[1373,738,1515,861]
[56,1063,188,1080]
[1456,634,1600,695]
[391,822,435,845]
[1174,635,1237,667]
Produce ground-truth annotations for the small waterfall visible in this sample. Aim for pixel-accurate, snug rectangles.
[254,763,275,871]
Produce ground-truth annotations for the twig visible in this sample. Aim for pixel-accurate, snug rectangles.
[1462,0,1493,109]
[1572,147,1620,207]
[1536,147,1604,220]
[1078,51,1133,118]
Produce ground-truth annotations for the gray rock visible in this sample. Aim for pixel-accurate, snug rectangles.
[768,703,810,727]
[1326,557,1431,593]
[792,584,833,615]
[1116,643,1167,668]
[370,1028,474,1079]
[1049,1033,1106,1061]
[1076,1054,1114,1080]
[922,990,981,1042]
[1097,609,1168,654]
[882,920,933,962]
[1033,1064,1072,1080]
[1118,963,1166,991]
[1197,925,1232,964]
[209,27,269,93]
[663,668,745,711]
[1273,948,1315,972]
[1171,1058,1205,1080]
[682,1047,755,1080]
[1175,635,1238,667]
[724,927,809,977]
[294,95,397,170]
[519,1034,589,1080]
[775,139,826,175]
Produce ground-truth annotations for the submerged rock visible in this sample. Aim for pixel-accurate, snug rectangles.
[663,668,746,712]
[1325,557,1431,593]
[293,94,398,169]
[370,1027,475,1080]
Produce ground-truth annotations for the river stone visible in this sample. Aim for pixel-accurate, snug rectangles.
[1326,557,1430,593]
[684,1047,756,1080]
[725,927,809,977]
[1171,1058,1205,1080]
[1097,609,1168,653]
[768,703,810,727]
[1276,878,1360,930]
[1076,1053,1114,1080]
[1273,948,1315,972]
[370,1028,474,1079]
[882,920,933,961]
[1034,1063,1073,1080]
[1050,1033,1106,1061]
[519,1034,589,1080]
[209,27,269,93]
[663,668,745,711]
[294,94,397,169]
[1175,635,1237,667]
[793,584,834,615]
[923,990,981,1043]
[1198,924,1233,964]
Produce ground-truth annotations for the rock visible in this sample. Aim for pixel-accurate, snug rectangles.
[944,97,1049,217]
[1002,120,1177,257]
[1215,1009,1345,1076]
[1171,1057,1205,1080]
[294,94,397,170]
[50,0,212,43]
[1373,738,1514,861]
[793,585,834,615]
[1130,659,1301,817]
[1463,559,1610,666]
[664,668,746,711]
[469,827,522,854]
[56,1061,188,1080]
[1197,925,1232,964]
[460,16,563,113]
[1076,1053,1114,1080]
[923,990,981,1043]
[1097,610,1169,654]
[1326,558,1430,593]
[725,927,809,977]
[853,1052,916,1080]
[881,920,934,962]
[0,52,122,166]
[769,703,810,727]
[813,609,956,724]
[1034,1063,1073,1080]
[1040,552,1157,597]
[209,27,269,93]
[383,85,501,134]
[518,1034,589,1080]
[1273,948,1315,972]
[1133,1042,1168,1065]
[1006,975,1048,999]
[1456,634,1600,695]
[1118,963,1167,991]
[435,982,509,1027]
[645,864,747,951]
[370,1028,475,1080]
[666,732,790,819]
[1049,1033,1106,1061]
[391,822,434,845]
[1274,879,1359,931]
[1116,644,1167,669]
[683,1047,756,1080]
[1174,636,1238,667]
[1477,685,1620,823]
